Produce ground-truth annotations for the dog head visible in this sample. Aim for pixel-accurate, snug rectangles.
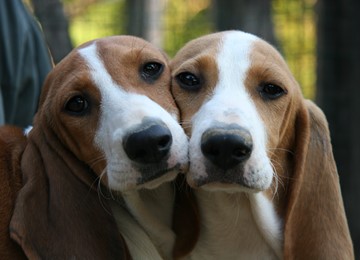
[171,31,302,193]
[171,31,354,259]
[34,35,188,192]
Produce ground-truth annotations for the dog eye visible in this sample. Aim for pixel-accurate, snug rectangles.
[176,72,201,91]
[65,95,89,114]
[259,83,286,100]
[141,62,163,81]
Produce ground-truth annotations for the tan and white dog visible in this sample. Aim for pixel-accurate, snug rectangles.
[0,36,189,259]
[171,31,354,259]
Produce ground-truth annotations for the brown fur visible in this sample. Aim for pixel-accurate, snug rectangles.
[283,100,353,259]
[0,126,27,259]
[170,33,220,136]
[97,36,178,116]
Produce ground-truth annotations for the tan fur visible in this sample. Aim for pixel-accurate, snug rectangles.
[97,36,178,116]
[171,31,354,259]
[170,33,220,136]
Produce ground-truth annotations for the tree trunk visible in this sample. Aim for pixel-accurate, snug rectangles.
[316,0,360,256]
[125,0,163,47]
[31,0,73,64]
[211,0,278,47]
[125,0,147,38]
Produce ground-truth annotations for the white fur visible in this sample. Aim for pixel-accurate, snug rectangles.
[23,126,33,136]
[187,31,282,258]
[188,31,273,191]
[78,42,188,259]
[187,191,280,260]
[78,43,188,191]
[111,183,176,260]
[249,193,283,258]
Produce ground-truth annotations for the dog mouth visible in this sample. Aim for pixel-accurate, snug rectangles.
[188,162,273,192]
[107,162,183,191]
[136,163,181,189]
[187,124,273,192]
[137,163,180,184]
[190,167,253,191]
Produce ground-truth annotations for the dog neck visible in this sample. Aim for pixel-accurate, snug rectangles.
[110,182,176,259]
[188,190,283,260]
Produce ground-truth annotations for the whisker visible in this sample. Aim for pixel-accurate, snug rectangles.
[267,147,294,156]
[87,155,106,170]
[179,120,192,130]
[96,168,114,215]
[268,156,286,201]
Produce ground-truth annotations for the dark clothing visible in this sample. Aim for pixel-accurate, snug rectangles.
[0,0,52,127]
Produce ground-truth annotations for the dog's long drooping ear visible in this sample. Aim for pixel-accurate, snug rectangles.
[0,126,27,259]
[283,100,354,259]
[172,175,200,259]
[9,127,130,259]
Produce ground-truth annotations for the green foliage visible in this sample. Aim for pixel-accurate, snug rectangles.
[163,0,213,57]
[273,0,316,99]
[66,0,316,99]
[69,0,125,47]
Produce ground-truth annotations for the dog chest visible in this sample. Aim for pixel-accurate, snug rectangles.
[188,191,281,259]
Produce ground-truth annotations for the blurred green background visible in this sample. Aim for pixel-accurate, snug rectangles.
[64,0,316,98]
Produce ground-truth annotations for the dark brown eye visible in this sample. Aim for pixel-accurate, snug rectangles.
[259,83,286,100]
[141,62,163,82]
[65,95,89,115]
[176,72,201,91]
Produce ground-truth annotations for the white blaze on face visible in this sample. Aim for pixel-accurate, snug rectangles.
[189,31,273,191]
[78,43,188,191]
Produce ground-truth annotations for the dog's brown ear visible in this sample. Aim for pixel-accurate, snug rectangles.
[0,126,27,259]
[283,100,354,259]
[9,128,131,259]
[172,175,200,259]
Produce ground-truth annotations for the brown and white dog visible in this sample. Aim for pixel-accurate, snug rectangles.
[171,31,354,259]
[0,35,189,259]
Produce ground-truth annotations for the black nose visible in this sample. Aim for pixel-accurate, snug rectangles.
[123,124,172,164]
[201,127,253,170]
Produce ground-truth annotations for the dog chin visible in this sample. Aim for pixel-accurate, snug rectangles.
[200,183,265,193]
[187,174,272,193]
[138,170,178,190]
[108,170,177,192]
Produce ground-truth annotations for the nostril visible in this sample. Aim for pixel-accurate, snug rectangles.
[123,124,173,164]
[233,147,251,159]
[208,147,220,157]
[201,127,253,170]
[133,149,146,160]
[158,135,171,150]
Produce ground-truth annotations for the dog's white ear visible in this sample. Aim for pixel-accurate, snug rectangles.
[283,100,354,259]
[9,128,131,259]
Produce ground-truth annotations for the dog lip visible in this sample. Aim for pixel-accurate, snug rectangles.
[192,168,265,192]
[194,179,264,193]
[137,163,180,185]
